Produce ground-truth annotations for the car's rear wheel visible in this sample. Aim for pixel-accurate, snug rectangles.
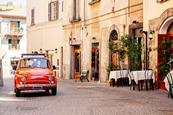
[15,88,21,97]
[51,87,57,95]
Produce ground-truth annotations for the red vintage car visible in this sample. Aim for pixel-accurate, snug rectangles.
[14,54,57,97]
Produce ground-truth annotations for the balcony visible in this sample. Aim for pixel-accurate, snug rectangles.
[156,0,169,3]
[88,0,101,5]
[4,28,24,39]
[69,17,81,23]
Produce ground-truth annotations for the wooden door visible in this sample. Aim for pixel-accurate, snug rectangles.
[73,45,81,79]
[158,34,173,83]
[91,43,99,81]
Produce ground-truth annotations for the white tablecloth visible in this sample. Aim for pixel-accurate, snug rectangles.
[164,70,173,91]
[128,70,155,84]
[109,70,129,82]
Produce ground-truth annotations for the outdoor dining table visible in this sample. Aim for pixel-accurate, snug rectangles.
[109,70,129,82]
[128,70,155,90]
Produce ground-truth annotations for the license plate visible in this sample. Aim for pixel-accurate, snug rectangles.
[32,85,42,89]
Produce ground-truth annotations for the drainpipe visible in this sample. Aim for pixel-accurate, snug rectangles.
[0,59,3,86]
[73,0,76,20]
[84,0,86,26]
[76,0,79,20]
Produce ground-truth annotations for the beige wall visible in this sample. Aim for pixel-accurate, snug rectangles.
[143,0,173,80]
[144,0,173,31]
[27,0,50,25]
[27,0,66,78]
[63,0,143,81]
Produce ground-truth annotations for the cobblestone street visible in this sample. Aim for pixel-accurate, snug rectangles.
[0,77,173,115]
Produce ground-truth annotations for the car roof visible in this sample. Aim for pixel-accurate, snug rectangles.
[20,53,48,59]
[21,57,48,60]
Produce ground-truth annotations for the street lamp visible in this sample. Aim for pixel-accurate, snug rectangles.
[149,30,155,40]
[55,48,58,53]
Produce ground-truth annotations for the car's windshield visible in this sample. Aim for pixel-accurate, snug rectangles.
[19,58,49,68]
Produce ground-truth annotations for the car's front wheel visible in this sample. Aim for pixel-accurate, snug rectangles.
[51,87,57,95]
[15,88,21,97]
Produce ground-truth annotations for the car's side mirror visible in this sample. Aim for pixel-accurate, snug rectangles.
[52,65,56,70]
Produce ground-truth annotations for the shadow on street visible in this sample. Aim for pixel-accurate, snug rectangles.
[19,91,52,97]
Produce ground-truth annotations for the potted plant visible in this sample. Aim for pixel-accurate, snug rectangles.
[120,35,142,70]
[158,39,173,89]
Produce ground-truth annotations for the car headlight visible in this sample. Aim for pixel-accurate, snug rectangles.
[21,76,26,82]
[48,76,53,81]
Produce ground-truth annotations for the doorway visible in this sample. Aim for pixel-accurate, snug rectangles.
[157,20,173,85]
[73,45,81,79]
[91,43,99,81]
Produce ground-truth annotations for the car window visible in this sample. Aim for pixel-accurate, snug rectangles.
[19,58,49,68]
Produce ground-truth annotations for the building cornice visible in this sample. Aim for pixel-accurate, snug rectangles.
[0,14,26,19]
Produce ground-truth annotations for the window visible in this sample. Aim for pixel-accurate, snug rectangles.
[70,0,80,22]
[31,8,35,25]
[62,1,63,12]
[109,30,118,41]
[10,21,20,32]
[8,39,20,50]
[48,1,59,21]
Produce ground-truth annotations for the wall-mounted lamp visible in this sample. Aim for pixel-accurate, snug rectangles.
[73,38,76,41]
[69,37,72,45]
[92,37,96,40]
[55,48,58,53]
[39,48,43,53]
[149,30,155,40]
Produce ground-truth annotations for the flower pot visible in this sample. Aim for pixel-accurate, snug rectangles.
[159,81,166,90]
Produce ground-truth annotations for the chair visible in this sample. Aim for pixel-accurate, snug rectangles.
[128,71,136,90]
[167,73,173,98]
[80,70,89,82]
[117,70,129,87]
[146,70,154,90]
[109,78,115,87]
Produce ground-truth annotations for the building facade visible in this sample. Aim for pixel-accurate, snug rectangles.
[0,3,26,81]
[144,0,173,86]
[27,0,64,79]
[27,0,143,82]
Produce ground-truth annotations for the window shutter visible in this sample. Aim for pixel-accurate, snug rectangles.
[31,9,35,25]
[56,1,59,20]
[17,40,20,44]
[48,3,51,21]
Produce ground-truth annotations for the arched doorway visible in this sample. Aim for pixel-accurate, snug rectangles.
[158,17,173,87]
[109,30,119,70]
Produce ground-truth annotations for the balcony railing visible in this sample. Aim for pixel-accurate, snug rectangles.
[69,17,81,23]
[2,28,24,40]
[5,28,24,38]
[88,0,101,5]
